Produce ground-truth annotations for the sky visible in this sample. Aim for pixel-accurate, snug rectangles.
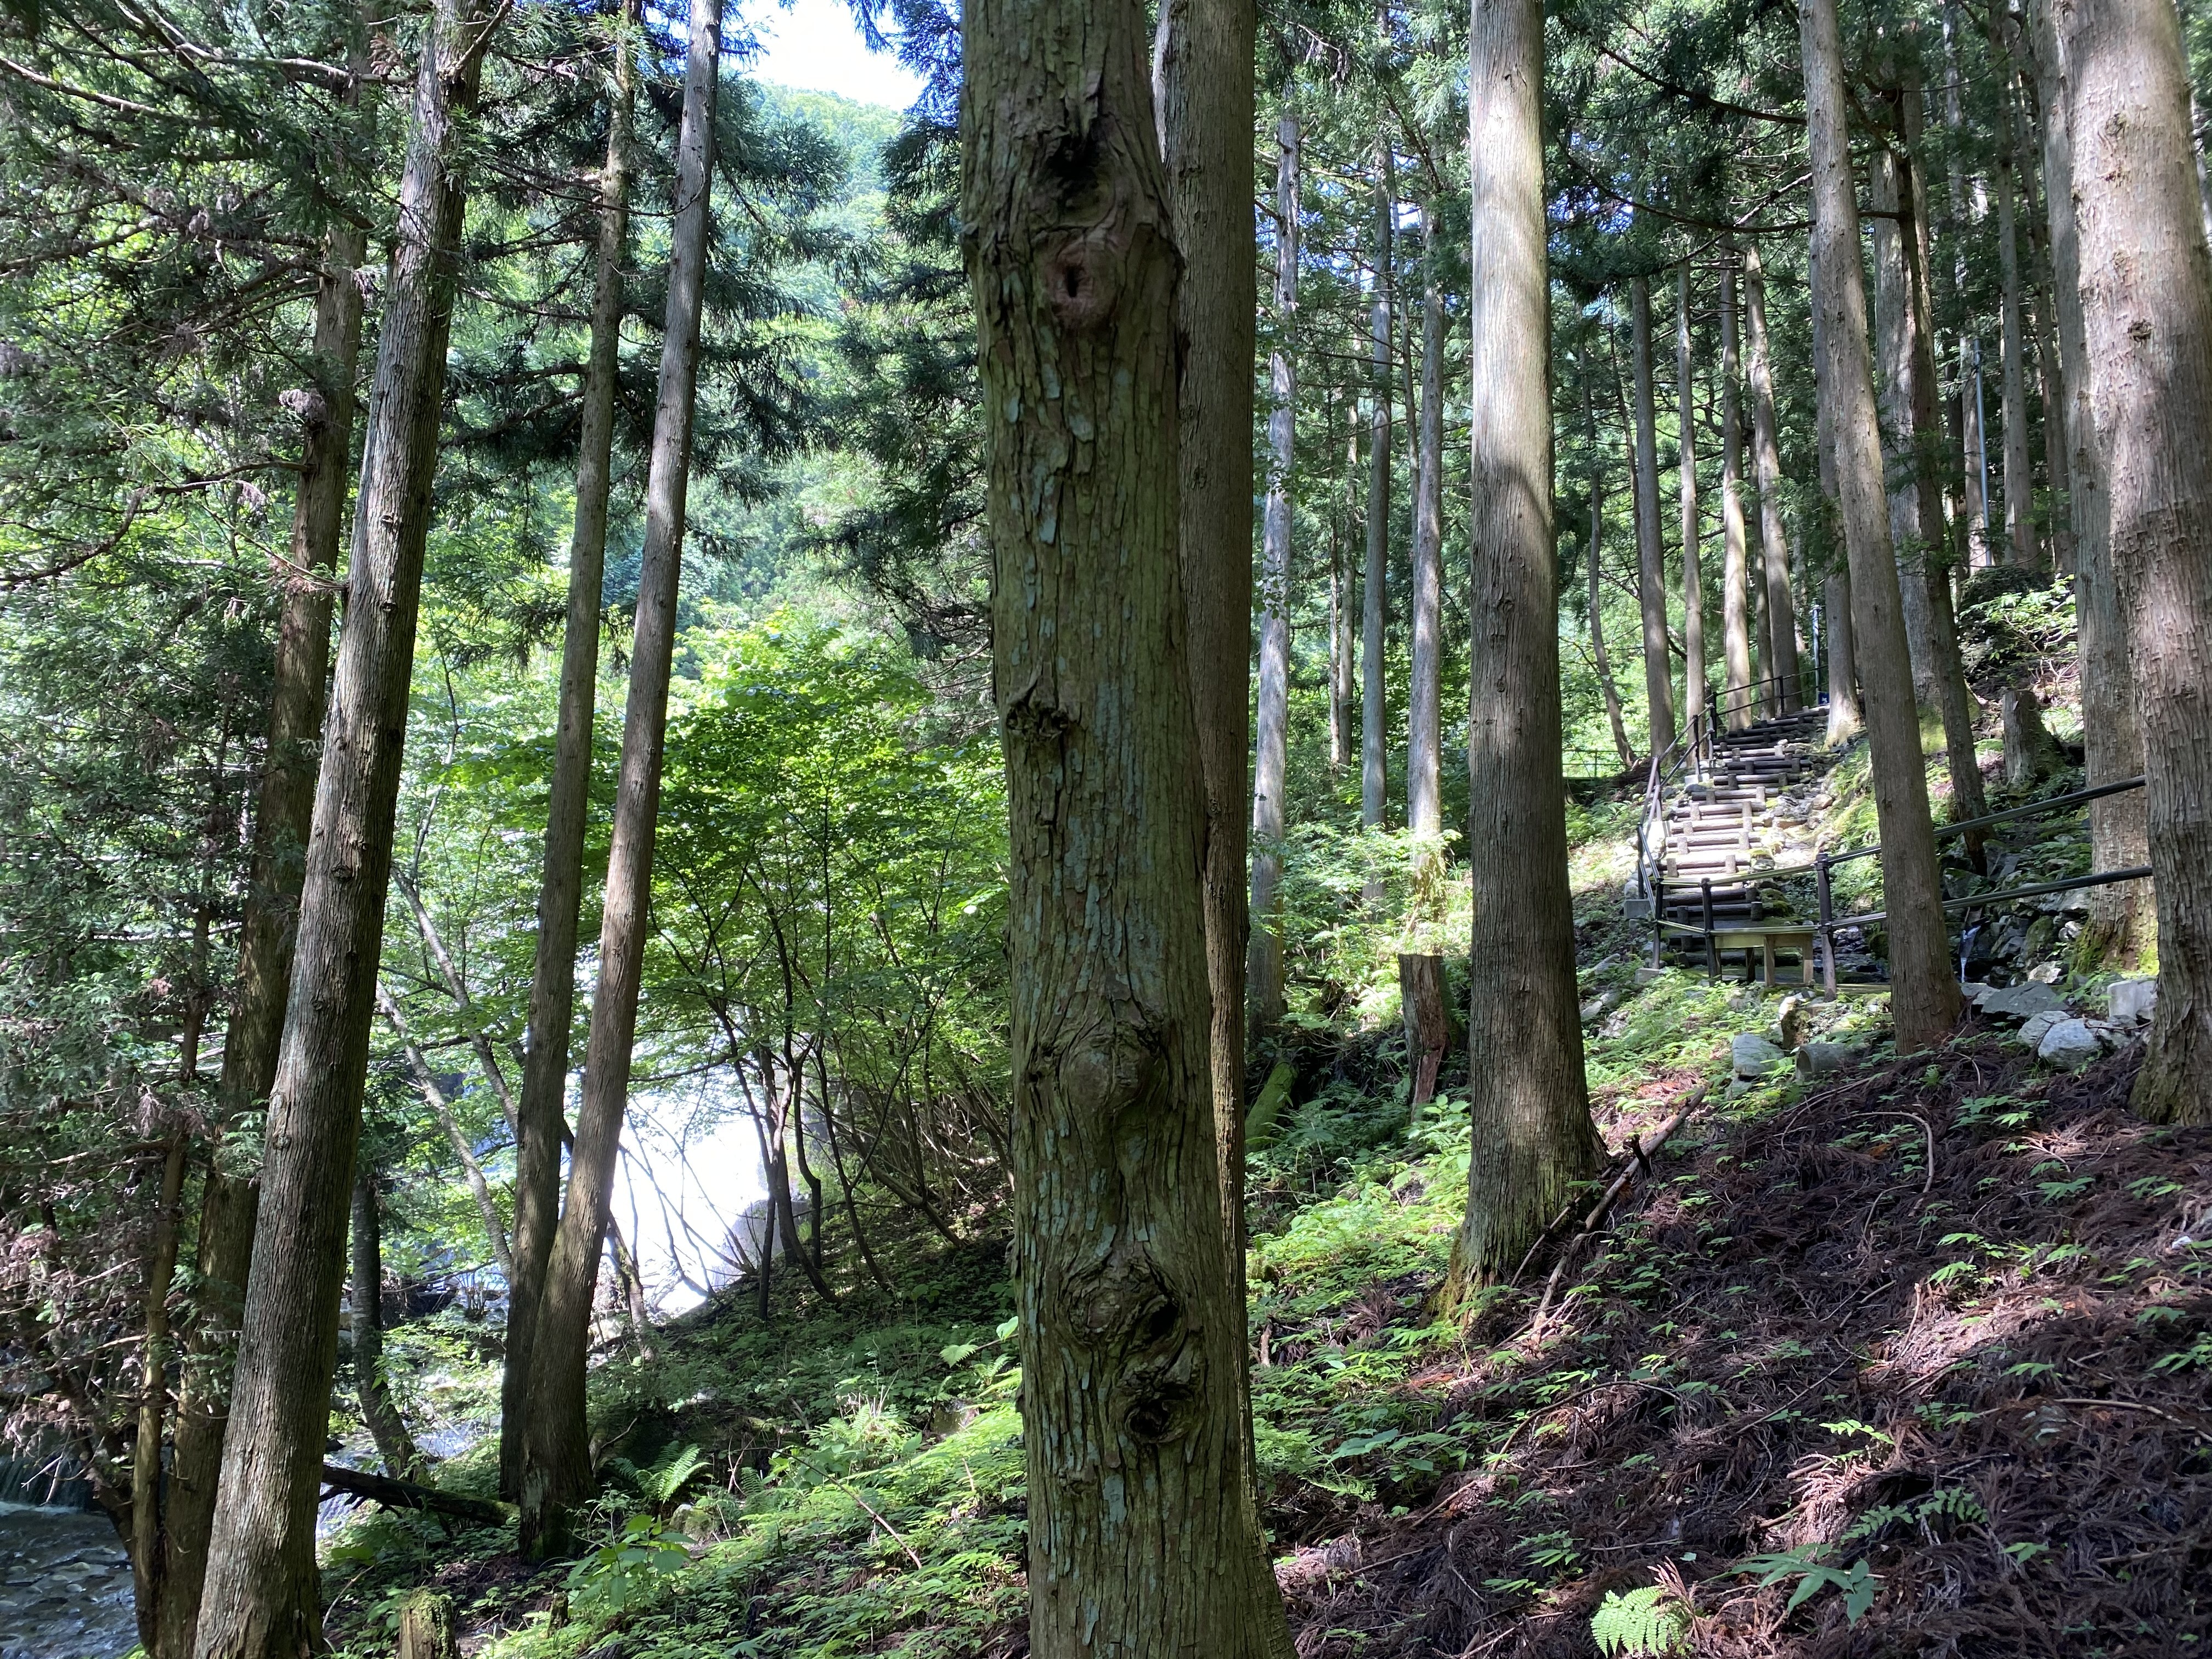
[744,0,926,110]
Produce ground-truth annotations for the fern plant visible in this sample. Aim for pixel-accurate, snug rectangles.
[1590,1583,1691,1656]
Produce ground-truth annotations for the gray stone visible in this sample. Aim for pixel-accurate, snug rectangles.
[1635,966,1665,987]
[2027,961,2063,984]
[2017,1009,2068,1049]
[2038,1018,2104,1069]
[1579,987,1627,1025]
[2108,977,2158,1025]
[1962,981,1995,1006]
[1979,980,2068,1020]
[1796,1041,1863,1078]
[1732,1033,1786,1080]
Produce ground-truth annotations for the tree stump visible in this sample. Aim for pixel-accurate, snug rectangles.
[397,1590,455,1659]
[1398,953,1449,1114]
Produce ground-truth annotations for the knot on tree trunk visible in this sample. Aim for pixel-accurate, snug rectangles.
[1056,1246,1203,1453]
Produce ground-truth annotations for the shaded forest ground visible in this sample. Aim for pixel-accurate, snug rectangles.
[320,798,2211,1659]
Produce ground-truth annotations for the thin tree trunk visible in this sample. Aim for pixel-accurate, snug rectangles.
[1719,258,1752,729]
[1871,147,1947,720]
[1408,200,1446,837]
[1440,0,1601,1307]
[505,0,634,1498]
[519,0,719,1556]
[1801,0,1962,1052]
[959,0,1297,1641]
[2059,0,2212,1124]
[1943,2,1995,572]
[160,222,364,1659]
[190,0,491,1645]
[376,981,512,1276]
[1744,249,1801,715]
[1629,276,1677,754]
[1994,63,2041,570]
[129,1129,188,1650]
[350,1170,426,1481]
[1810,229,1864,745]
[1677,262,1707,733]
[1583,373,1634,769]
[1248,110,1298,1042]
[2028,0,2149,964]
[394,874,516,1131]
[1331,398,1355,770]
[1153,0,1256,1214]
[1363,143,1393,832]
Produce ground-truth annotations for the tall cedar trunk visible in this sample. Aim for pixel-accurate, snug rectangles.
[1440,0,1601,1307]
[190,3,489,1647]
[2059,0,2212,1125]
[1363,145,1393,830]
[1629,276,1677,754]
[1744,250,1801,714]
[960,0,1297,1644]
[1677,263,1707,732]
[1720,258,1753,727]
[1894,116,1994,845]
[1809,233,1864,743]
[2016,77,2079,578]
[1800,0,1961,1052]
[1871,146,1947,719]
[1249,111,1298,1041]
[1409,201,1446,836]
[159,223,364,1659]
[1943,2,1995,571]
[1994,67,2040,570]
[129,1130,189,1650]
[519,0,719,1554]
[1153,0,1256,1212]
[2028,0,2150,962]
[503,0,634,1498]
[1331,400,1356,769]
[350,1170,425,1480]
[1584,374,1634,768]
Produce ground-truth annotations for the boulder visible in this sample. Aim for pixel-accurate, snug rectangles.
[1962,981,1995,1006]
[2026,961,2063,985]
[2016,1009,2067,1049]
[1635,966,1666,987]
[2037,1019,2103,1070]
[1732,1033,1786,1080]
[2108,977,2158,1026]
[1980,981,2068,1020]
[1796,1041,1863,1079]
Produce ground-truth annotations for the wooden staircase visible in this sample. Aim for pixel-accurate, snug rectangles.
[1650,706,1829,952]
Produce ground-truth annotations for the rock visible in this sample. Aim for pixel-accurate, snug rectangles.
[2037,1018,2103,1069]
[1796,1041,1862,1078]
[1635,966,1665,986]
[1732,1033,1786,1080]
[1962,981,1995,1006]
[1980,980,2068,1020]
[1775,995,1807,1050]
[2017,1009,2067,1049]
[2027,961,2063,984]
[2108,977,2158,1025]
[1579,988,1627,1025]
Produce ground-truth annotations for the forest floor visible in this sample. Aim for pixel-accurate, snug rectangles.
[321,793,2212,1659]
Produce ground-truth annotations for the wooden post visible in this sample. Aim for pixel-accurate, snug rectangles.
[1701,878,1718,979]
[1815,851,1837,996]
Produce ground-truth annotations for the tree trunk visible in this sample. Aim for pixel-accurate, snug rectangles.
[2028,0,2149,964]
[1398,953,1448,1111]
[1801,0,1961,1052]
[1154,0,1256,1218]
[1743,249,1802,715]
[376,981,512,1276]
[1629,276,1677,755]
[159,222,364,1659]
[1331,398,1356,771]
[129,1131,189,1651]
[1408,200,1446,837]
[1717,256,1750,729]
[519,0,719,1556]
[505,6,633,1497]
[1363,143,1393,832]
[1248,110,1298,1043]
[1994,65,2041,571]
[1583,374,1633,769]
[1943,2,1995,572]
[1677,262,1707,733]
[395,1592,454,1659]
[2001,683,2062,785]
[2059,0,2212,1124]
[959,0,1297,1642]
[190,2,491,1647]
[350,1170,425,1481]
[1440,0,1601,1308]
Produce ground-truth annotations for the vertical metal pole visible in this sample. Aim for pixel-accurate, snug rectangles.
[1702,877,1718,980]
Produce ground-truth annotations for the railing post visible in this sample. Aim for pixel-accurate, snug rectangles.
[1651,873,1665,968]
[1815,851,1836,998]
[1701,877,1718,980]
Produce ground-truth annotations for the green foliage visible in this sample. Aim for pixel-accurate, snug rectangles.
[1737,1544,1881,1623]
[1590,1584,1692,1657]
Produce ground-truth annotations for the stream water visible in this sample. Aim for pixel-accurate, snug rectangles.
[0,1502,134,1659]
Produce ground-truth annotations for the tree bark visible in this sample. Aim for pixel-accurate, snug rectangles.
[1440,0,1601,1308]
[190,1,491,1646]
[1248,110,1298,1043]
[1331,398,1356,771]
[1942,2,1995,572]
[1408,199,1446,837]
[2058,0,2212,1124]
[350,1169,426,1481]
[1678,262,1708,732]
[960,0,1297,1642]
[129,1130,189,1651]
[1800,0,1961,1052]
[1363,143,1393,831]
[1629,276,1677,755]
[519,0,719,1555]
[1583,373,1634,769]
[1153,0,1256,1211]
[159,222,364,1659]
[1994,61,2041,571]
[2028,0,2149,964]
[1743,248,1801,714]
[1717,257,1750,729]
[507,1,635,1492]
